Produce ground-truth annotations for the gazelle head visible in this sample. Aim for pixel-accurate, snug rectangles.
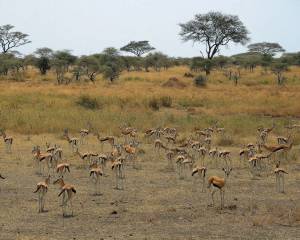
[222,166,232,178]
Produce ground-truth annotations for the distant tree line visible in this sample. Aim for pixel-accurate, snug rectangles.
[0,12,299,86]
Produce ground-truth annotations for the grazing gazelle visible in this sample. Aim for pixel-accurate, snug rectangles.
[0,130,13,153]
[274,162,288,193]
[53,177,76,217]
[89,163,103,195]
[192,166,207,192]
[33,175,50,213]
[207,167,232,209]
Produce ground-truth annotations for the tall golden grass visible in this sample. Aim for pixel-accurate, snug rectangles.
[0,66,300,137]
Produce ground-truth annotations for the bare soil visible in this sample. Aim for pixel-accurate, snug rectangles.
[0,134,300,240]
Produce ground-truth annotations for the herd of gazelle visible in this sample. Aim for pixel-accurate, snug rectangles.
[0,121,297,216]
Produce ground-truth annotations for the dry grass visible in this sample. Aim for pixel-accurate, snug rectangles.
[0,66,300,137]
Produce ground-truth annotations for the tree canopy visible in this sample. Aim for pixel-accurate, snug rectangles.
[0,24,31,53]
[247,42,285,56]
[120,41,155,57]
[179,12,250,59]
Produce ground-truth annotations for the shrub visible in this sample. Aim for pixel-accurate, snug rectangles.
[76,95,101,110]
[194,75,207,87]
[148,98,160,111]
[160,96,172,108]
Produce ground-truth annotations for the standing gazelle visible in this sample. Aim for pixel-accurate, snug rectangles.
[79,128,89,145]
[33,175,50,213]
[89,163,103,195]
[192,166,207,192]
[274,163,288,193]
[207,167,232,209]
[0,130,13,153]
[63,129,79,153]
[53,177,76,217]
[111,160,124,190]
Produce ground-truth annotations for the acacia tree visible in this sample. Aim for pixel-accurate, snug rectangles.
[99,48,123,82]
[247,42,285,56]
[52,50,77,84]
[0,24,31,53]
[120,41,155,57]
[179,12,249,61]
[76,55,100,83]
[34,47,53,75]
[271,62,289,85]
[144,52,170,72]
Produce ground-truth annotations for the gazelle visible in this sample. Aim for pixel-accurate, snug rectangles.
[53,177,76,217]
[175,155,191,179]
[277,134,292,145]
[154,139,168,155]
[192,166,207,192]
[89,163,103,195]
[33,175,50,213]
[94,133,115,151]
[166,151,175,168]
[124,144,137,168]
[120,126,136,144]
[79,127,90,145]
[208,167,232,209]
[63,129,79,153]
[262,142,293,161]
[274,162,288,193]
[95,154,109,175]
[56,163,70,177]
[32,146,53,175]
[76,150,98,166]
[0,130,13,153]
[218,150,231,166]
[53,146,63,163]
[111,160,124,190]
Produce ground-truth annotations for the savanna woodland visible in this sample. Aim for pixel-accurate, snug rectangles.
[0,5,300,240]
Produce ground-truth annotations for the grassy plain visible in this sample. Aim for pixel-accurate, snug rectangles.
[0,66,300,239]
[1,66,300,138]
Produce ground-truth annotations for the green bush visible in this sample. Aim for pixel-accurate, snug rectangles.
[194,75,207,87]
[76,95,101,110]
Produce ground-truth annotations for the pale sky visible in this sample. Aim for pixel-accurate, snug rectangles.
[0,0,299,57]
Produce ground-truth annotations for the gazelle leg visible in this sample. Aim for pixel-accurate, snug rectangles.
[202,177,205,193]
[211,189,216,206]
[70,198,73,216]
[275,175,279,192]
[221,190,225,209]
[116,171,119,189]
[38,192,41,213]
